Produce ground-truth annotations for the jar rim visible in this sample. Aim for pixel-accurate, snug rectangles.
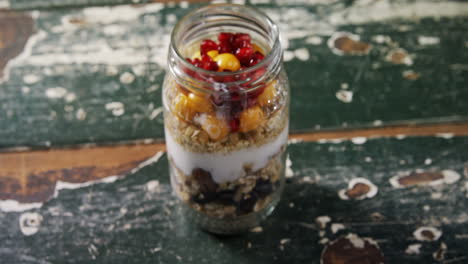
[168,4,282,93]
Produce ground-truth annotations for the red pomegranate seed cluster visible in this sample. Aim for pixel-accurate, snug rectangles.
[186,32,265,71]
[183,32,268,132]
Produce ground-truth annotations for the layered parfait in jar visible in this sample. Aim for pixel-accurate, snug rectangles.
[163,4,289,234]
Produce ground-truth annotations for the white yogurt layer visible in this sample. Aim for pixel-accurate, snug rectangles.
[165,126,288,183]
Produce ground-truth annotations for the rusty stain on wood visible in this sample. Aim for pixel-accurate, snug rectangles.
[345,183,371,199]
[398,171,444,187]
[0,144,164,203]
[321,234,385,264]
[0,11,34,79]
[0,122,467,203]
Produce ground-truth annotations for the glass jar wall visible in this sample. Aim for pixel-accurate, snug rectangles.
[163,4,290,234]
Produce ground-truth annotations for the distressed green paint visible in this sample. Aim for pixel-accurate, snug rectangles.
[1,1,468,148]
[1,136,467,263]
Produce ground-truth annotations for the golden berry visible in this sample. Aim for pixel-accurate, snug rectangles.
[195,114,230,141]
[213,53,241,72]
[187,93,213,113]
[257,81,277,106]
[253,43,264,54]
[239,106,264,133]
[173,93,195,121]
[207,50,219,59]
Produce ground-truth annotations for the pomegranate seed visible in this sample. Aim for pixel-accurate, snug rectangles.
[235,47,254,66]
[229,118,240,132]
[200,40,218,55]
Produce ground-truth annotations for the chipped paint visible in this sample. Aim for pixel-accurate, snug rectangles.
[321,234,384,264]
[120,72,135,84]
[390,170,461,188]
[315,215,331,229]
[338,178,378,200]
[146,180,160,192]
[405,243,422,255]
[285,155,294,178]
[105,102,125,116]
[386,49,413,65]
[294,48,310,61]
[413,226,442,241]
[335,90,353,103]
[351,137,367,145]
[19,212,43,236]
[402,70,421,80]
[305,36,323,45]
[436,133,454,139]
[328,32,371,56]
[331,223,345,234]
[250,226,263,233]
[0,200,42,212]
[418,36,440,45]
[45,87,68,99]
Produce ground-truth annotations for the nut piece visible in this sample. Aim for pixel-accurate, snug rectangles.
[239,106,264,133]
[195,113,230,141]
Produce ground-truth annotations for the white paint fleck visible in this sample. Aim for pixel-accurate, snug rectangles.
[351,137,367,145]
[436,133,454,139]
[250,226,263,233]
[305,36,323,45]
[280,238,291,245]
[179,1,189,8]
[76,108,86,120]
[146,180,160,192]
[129,152,164,174]
[119,72,135,84]
[0,200,42,212]
[431,192,443,199]
[21,86,30,94]
[423,205,430,211]
[283,50,295,61]
[45,87,67,99]
[424,158,432,165]
[288,202,295,208]
[372,35,391,44]
[319,238,329,244]
[346,233,365,248]
[65,93,77,102]
[287,138,303,145]
[319,230,325,237]
[418,36,440,45]
[315,215,331,229]
[329,138,344,144]
[150,247,162,253]
[441,170,461,184]
[396,134,406,140]
[364,156,372,162]
[64,105,74,112]
[338,178,378,200]
[103,25,125,36]
[405,243,422,255]
[413,226,442,241]
[106,65,119,76]
[285,155,294,178]
[105,102,125,116]
[55,176,120,198]
[23,74,41,84]
[166,14,177,24]
[132,64,146,76]
[149,107,163,120]
[340,83,349,90]
[147,84,160,93]
[232,0,245,4]
[373,120,383,126]
[294,48,310,61]
[336,90,353,103]
[331,223,345,234]
[19,212,43,236]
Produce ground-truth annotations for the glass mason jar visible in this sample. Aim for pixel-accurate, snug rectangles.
[163,4,289,234]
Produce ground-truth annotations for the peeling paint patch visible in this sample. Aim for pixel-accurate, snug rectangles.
[433,242,447,261]
[386,49,413,65]
[305,36,323,45]
[294,48,310,61]
[331,223,345,234]
[436,133,454,139]
[405,243,422,255]
[390,170,460,188]
[351,137,367,145]
[19,212,43,236]
[338,178,378,200]
[285,155,294,178]
[0,200,42,212]
[76,108,87,120]
[120,72,135,84]
[402,70,421,80]
[105,102,125,116]
[45,87,68,99]
[335,90,353,103]
[418,36,440,45]
[413,226,442,242]
[315,215,331,229]
[23,74,41,84]
[321,234,384,264]
[328,32,371,56]
[250,226,263,233]
[149,107,163,120]
[146,180,160,192]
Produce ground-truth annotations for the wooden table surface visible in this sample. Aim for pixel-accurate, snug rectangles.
[1,0,468,263]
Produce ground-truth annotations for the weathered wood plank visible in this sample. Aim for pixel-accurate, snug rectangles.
[0,0,468,148]
[1,136,467,263]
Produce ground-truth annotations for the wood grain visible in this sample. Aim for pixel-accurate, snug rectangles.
[1,122,467,203]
